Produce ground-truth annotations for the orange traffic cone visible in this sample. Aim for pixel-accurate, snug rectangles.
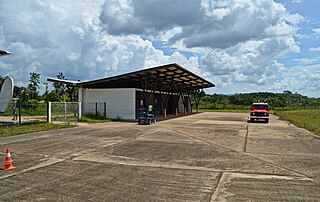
[2,148,16,170]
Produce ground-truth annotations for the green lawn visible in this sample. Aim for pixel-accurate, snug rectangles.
[0,123,75,138]
[79,113,112,123]
[274,110,320,136]
[79,116,111,123]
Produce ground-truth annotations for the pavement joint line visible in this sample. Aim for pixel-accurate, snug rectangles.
[246,151,320,158]
[221,171,314,181]
[74,153,228,172]
[0,128,99,146]
[1,161,102,199]
[2,128,155,173]
[73,153,311,180]
[210,172,226,202]
[102,128,163,150]
[243,124,249,152]
[0,158,65,180]
[11,133,106,153]
[75,152,315,183]
[162,126,311,178]
[209,171,314,202]
[208,172,223,202]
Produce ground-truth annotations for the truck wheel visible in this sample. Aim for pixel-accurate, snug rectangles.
[265,119,269,123]
[250,118,254,123]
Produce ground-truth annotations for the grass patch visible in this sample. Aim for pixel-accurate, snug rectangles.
[274,110,320,136]
[79,113,112,123]
[0,122,75,138]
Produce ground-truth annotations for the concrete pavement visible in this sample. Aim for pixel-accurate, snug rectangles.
[0,112,319,201]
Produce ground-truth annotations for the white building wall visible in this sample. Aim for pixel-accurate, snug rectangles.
[81,88,136,120]
[178,96,184,114]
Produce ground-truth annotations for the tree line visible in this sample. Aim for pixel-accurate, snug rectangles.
[199,91,320,110]
[13,72,78,106]
[4,71,320,111]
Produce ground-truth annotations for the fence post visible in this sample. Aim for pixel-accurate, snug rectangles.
[18,99,21,125]
[78,102,82,120]
[95,102,98,116]
[64,102,67,122]
[47,102,51,123]
[104,102,106,118]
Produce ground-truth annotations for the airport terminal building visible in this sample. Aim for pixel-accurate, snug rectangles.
[48,63,214,120]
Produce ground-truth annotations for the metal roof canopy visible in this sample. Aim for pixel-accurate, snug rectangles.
[78,63,215,93]
[47,78,80,86]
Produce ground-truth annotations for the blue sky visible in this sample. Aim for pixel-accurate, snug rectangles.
[273,0,320,97]
[0,0,319,97]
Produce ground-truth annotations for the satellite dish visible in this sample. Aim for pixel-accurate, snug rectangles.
[0,76,14,112]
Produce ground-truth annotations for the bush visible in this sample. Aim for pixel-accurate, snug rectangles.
[79,113,111,123]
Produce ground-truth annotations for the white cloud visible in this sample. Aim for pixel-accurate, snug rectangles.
[271,69,320,95]
[309,47,320,52]
[293,57,320,65]
[100,0,300,49]
[98,0,301,87]
[0,0,308,96]
[203,37,299,84]
[285,13,304,26]
[272,77,301,91]
[0,0,201,88]
[272,61,287,75]
[292,0,302,3]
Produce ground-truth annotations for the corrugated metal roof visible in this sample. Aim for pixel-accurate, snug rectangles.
[48,63,215,92]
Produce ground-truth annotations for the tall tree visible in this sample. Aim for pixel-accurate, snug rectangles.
[28,72,40,100]
[43,82,49,94]
[53,72,66,96]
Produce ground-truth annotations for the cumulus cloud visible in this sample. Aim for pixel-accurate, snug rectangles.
[293,57,320,65]
[203,37,299,85]
[0,0,200,88]
[99,0,201,36]
[0,0,308,96]
[100,0,301,49]
[272,69,320,96]
[309,47,320,52]
[99,0,302,88]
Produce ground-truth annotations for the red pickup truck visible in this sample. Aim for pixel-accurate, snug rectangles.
[250,102,269,123]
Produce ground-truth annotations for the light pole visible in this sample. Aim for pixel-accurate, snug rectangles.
[12,98,19,121]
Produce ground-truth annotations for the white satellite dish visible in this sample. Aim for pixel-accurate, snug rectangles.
[0,76,14,112]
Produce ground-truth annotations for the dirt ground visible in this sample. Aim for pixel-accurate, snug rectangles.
[0,112,319,201]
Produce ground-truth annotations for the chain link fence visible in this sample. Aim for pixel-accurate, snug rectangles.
[48,102,107,123]
[0,100,47,126]
[49,102,79,122]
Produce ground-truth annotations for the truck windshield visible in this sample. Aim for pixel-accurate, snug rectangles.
[252,105,268,110]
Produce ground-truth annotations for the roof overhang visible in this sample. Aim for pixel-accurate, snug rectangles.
[47,63,215,93]
[0,50,10,57]
[47,78,80,86]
